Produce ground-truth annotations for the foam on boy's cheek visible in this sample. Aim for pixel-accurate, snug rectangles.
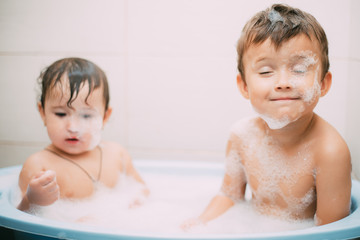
[256,52,320,129]
[302,65,321,104]
[292,51,321,105]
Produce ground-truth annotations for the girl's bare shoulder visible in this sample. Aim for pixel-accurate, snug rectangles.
[22,149,52,170]
[100,141,128,155]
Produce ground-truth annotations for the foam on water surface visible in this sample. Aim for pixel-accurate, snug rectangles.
[11,165,314,235]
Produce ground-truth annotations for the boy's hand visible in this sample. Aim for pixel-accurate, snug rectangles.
[180,217,205,231]
[129,187,150,208]
[26,170,59,206]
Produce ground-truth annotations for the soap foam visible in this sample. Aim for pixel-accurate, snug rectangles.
[246,133,315,220]
[255,51,320,130]
[12,168,314,235]
[268,9,284,26]
[259,114,291,129]
[303,65,321,104]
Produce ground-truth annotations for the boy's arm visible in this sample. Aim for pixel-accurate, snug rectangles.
[181,176,238,230]
[182,135,247,229]
[197,193,235,223]
[315,140,352,225]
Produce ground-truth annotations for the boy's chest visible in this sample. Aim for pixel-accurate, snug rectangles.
[240,141,316,212]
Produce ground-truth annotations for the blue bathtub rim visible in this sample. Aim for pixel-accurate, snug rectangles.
[0,161,359,240]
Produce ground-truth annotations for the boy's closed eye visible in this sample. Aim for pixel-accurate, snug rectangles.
[259,71,273,75]
[258,70,274,76]
[258,66,274,76]
[291,64,308,75]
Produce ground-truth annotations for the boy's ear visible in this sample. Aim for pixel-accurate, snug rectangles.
[102,106,113,126]
[320,71,332,97]
[237,74,249,99]
[37,102,46,126]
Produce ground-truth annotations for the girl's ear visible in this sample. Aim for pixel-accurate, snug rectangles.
[320,71,332,97]
[237,74,249,99]
[102,106,113,126]
[37,102,46,126]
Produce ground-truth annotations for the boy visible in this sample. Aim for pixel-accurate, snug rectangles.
[18,57,148,211]
[183,4,351,228]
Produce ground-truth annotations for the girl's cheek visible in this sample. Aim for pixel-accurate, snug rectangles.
[83,116,103,150]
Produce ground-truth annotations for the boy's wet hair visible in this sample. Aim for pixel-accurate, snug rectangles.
[39,57,110,111]
[237,4,329,80]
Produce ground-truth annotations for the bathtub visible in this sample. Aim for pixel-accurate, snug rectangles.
[0,160,359,240]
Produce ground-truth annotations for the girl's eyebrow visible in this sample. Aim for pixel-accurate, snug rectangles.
[80,108,98,112]
[77,106,100,114]
[50,105,66,110]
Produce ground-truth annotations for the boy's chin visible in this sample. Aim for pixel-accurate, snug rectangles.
[260,115,291,129]
[258,113,303,130]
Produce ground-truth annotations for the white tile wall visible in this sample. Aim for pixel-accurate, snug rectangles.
[127,0,268,57]
[347,0,360,179]
[349,0,360,60]
[316,58,349,135]
[0,0,359,179]
[0,56,49,143]
[346,61,360,179]
[127,56,244,151]
[0,0,126,53]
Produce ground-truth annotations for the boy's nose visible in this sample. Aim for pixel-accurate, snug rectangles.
[275,73,292,90]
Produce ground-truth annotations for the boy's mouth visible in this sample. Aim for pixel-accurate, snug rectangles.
[270,97,300,101]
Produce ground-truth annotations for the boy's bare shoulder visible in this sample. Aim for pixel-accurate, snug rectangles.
[313,116,351,167]
[230,117,259,135]
[229,116,263,142]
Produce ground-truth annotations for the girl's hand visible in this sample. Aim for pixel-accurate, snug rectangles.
[26,170,59,206]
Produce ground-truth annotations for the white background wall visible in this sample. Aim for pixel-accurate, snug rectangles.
[0,0,359,178]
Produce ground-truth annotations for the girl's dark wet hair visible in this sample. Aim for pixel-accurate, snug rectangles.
[237,4,329,80]
[39,57,110,111]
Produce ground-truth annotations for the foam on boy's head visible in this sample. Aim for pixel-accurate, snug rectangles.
[268,9,284,26]
[237,4,329,81]
[38,58,110,111]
